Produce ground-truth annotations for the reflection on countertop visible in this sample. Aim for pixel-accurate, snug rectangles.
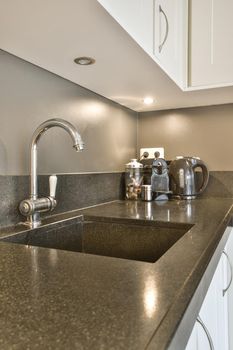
[0,198,232,350]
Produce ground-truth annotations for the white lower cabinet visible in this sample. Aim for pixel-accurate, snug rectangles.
[186,227,233,350]
[185,322,198,350]
[197,253,228,350]
[225,229,233,350]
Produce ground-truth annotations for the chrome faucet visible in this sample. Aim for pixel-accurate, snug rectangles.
[19,118,84,228]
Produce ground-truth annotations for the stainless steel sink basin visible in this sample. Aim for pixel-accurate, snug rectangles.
[1,217,192,263]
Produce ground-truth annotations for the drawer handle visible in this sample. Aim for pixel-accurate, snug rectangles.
[197,316,215,350]
[222,250,233,296]
[159,5,169,52]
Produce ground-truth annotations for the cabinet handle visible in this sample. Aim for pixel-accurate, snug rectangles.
[222,250,233,296]
[197,316,215,350]
[159,5,169,53]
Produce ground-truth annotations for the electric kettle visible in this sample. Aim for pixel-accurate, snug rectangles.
[169,156,209,199]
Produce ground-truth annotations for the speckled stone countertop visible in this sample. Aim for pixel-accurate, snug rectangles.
[0,198,232,350]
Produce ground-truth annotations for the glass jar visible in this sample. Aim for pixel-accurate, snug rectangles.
[125,159,143,200]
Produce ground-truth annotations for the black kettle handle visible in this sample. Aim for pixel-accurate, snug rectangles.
[193,160,209,194]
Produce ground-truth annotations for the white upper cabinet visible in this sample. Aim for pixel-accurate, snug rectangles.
[97,0,233,91]
[98,0,186,87]
[189,0,233,88]
[97,0,154,54]
[152,0,187,88]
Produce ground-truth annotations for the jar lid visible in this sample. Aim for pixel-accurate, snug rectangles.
[125,158,143,169]
[141,185,152,188]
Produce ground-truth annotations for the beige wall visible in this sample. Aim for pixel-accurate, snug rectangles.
[3,49,233,175]
[138,104,233,171]
[0,50,137,175]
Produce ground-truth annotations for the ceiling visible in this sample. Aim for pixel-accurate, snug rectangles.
[0,0,233,112]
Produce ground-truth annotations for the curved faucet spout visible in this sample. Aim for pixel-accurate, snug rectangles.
[31,118,84,152]
[30,118,84,201]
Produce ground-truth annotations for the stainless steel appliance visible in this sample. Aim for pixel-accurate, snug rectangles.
[169,156,209,199]
[141,185,152,201]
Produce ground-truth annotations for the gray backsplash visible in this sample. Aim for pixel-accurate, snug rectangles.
[0,173,124,228]
[201,172,233,198]
[1,171,233,229]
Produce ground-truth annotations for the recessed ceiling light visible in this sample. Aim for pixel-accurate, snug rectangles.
[74,57,95,65]
[143,97,154,105]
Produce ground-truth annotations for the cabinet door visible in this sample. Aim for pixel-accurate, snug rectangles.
[186,230,232,350]
[198,252,228,350]
[98,0,187,88]
[185,322,198,350]
[153,0,187,87]
[197,261,219,349]
[225,228,233,350]
[218,252,229,350]
[185,260,219,350]
[189,0,233,88]
[97,0,154,54]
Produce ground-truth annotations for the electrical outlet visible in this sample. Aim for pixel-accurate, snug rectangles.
[140,147,164,159]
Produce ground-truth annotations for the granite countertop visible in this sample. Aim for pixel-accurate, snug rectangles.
[0,198,232,349]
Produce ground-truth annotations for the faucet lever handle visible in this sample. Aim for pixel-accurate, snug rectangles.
[49,175,57,198]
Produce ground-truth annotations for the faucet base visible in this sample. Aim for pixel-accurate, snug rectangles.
[19,197,57,228]
[22,219,42,229]
[25,212,42,228]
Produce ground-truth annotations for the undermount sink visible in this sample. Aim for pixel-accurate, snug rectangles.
[1,217,192,263]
